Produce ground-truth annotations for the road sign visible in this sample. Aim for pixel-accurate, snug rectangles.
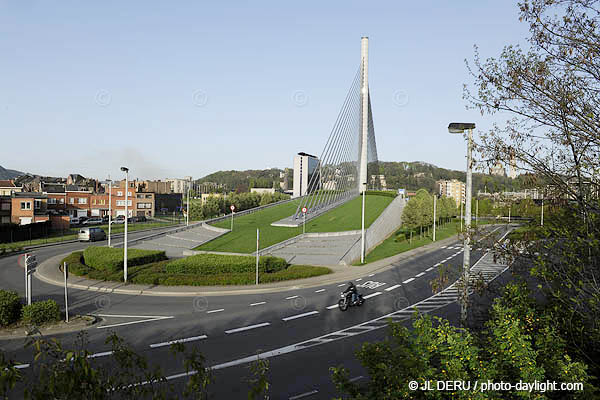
[230,205,235,211]
[25,255,37,268]
[302,207,307,214]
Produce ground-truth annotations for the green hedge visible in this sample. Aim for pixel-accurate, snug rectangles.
[83,246,167,273]
[22,300,60,325]
[165,253,288,275]
[131,264,331,286]
[365,190,397,198]
[0,290,22,327]
[61,251,90,276]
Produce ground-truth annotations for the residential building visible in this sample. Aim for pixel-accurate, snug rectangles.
[0,180,22,196]
[139,180,172,194]
[167,178,192,194]
[250,188,275,195]
[508,150,517,179]
[10,192,49,225]
[135,192,155,217]
[66,186,92,218]
[0,196,11,224]
[293,152,319,198]
[490,161,506,177]
[437,179,466,205]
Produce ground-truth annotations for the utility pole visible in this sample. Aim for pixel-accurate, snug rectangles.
[541,195,544,226]
[120,167,129,283]
[460,200,463,232]
[475,198,479,227]
[107,177,112,247]
[256,229,259,285]
[433,195,437,242]
[361,185,366,263]
[461,127,473,328]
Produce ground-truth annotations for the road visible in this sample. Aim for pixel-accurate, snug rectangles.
[0,224,511,399]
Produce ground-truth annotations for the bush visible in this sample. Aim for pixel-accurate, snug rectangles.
[0,290,22,327]
[165,254,288,275]
[61,251,90,276]
[365,190,397,198]
[22,300,60,325]
[83,246,167,273]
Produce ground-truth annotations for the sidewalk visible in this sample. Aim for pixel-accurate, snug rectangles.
[34,233,465,297]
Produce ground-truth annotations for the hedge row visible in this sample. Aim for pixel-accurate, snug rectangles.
[365,190,397,198]
[0,290,22,326]
[165,253,288,275]
[22,300,60,325]
[130,264,331,286]
[83,246,167,273]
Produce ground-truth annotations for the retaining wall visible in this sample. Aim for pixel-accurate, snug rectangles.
[339,196,407,265]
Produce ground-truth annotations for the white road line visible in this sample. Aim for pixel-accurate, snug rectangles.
[326,304,339,309]
[435,263,441,267]
[225,323,270,334]
[314,289,325,293]
[385,284,401,291]
[403,278,415,284]
[368,274,374,277]
[426,267,433,272]
[282,311,319,321]
[285,295,299,300]
[349,375,364,383]
[98,316,174,329]
[289,390,319,400]
[250,302,266,306]
[87,351,113,359]
[356,278,362,281]
[207,309,224,314]
[363,292,382,299]
[150,335,208,348]
[15,364,30,369]
[441,245,447,248]
[338,283,346,287]
[95,314,171,319]
[415,272,425,278]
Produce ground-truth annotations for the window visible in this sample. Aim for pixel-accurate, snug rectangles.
[128,191,132,197]
[48,198,57,205]
[34,199,42,209]
[60,198,65,204]
[92,199,96,205]
[1,202,10,211]
[69,198,74,204]
[116,200,132,207]
[146,194,152,198]
[117,191,123,196]
[78,198,87,204]
[137,194,143,199]
[20,201,31,210]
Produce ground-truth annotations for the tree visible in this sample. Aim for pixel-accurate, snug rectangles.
[466,0,600,377]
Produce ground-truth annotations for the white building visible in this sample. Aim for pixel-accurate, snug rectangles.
[293,152,319,198]
[250,188,275,195]
[166,177,192,194]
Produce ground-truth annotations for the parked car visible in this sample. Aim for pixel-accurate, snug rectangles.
[78,216,89,224]
[78,227,107,242]
[70,216,80,225]
[82,217,103,225]
[128,216,147,223]
[112,215,126,224]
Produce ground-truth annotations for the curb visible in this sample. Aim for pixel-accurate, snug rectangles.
[0,315,99,340]
[34,231,468,297]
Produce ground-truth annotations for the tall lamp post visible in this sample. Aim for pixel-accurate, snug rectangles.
[107,177,112,247]
[448,122,475,328]
[361,182,367,263]
[120,167,129,283]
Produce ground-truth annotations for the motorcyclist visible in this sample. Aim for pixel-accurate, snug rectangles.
[342,282,358,305]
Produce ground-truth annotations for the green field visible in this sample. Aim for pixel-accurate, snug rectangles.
[196,194,394,254]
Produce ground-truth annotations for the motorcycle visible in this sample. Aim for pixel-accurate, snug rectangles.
[338,291,365,311]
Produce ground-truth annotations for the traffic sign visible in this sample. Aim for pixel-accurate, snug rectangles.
[230,205,235,211]
[302,207,307,214]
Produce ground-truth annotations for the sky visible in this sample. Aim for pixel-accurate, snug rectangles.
[0,1,531,181]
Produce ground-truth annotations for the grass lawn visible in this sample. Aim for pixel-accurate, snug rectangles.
[0,221,178,252]
[196,194,393,254]
[359,221,461,265]
[63,250,331,286]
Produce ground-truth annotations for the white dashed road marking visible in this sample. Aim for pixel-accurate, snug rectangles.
[289,390,319,399]
[363,292,382,299]
[403,278,415,284]
[250,302,266,306]
[225,323,270,334]
[282,311,319,322]
[415,272,425,278]
[285,295,299,300]
[207,309,224,314]
[385,284,401,291]
[314,289,325,293]
[150,335,208,348]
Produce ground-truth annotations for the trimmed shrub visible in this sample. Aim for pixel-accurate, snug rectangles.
[165,254,288,275]
[83,246,167,273]
[0,290,22,327]
[365,190,397,198]
[61,251,90,276]
[22,300,60,325]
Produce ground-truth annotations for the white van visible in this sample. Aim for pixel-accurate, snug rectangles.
[78,227,107,242]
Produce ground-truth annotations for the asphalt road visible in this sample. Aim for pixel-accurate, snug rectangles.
[0,224,511,399]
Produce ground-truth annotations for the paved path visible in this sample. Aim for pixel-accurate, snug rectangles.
[265,234,361,265]
[131,223,227,257]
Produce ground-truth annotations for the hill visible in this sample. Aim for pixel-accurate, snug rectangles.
[196,161,528,195]
[0,166,25,180]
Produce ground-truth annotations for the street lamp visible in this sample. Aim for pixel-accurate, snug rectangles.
[106,177,112,247]
[361,182,367,263]
[448,122,475,328]
[120,166,129,283]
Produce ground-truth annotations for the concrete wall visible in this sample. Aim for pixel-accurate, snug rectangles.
[340,195,406,265]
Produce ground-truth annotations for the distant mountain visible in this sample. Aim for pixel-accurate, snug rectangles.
[0,166,25,180]
[197,168,285,193]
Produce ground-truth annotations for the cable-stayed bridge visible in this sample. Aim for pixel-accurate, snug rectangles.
[275,37,379,227]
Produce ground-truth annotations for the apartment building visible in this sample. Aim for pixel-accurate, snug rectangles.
[0,180,22,196]
[10,192,49,225]
[436,179,465,205]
